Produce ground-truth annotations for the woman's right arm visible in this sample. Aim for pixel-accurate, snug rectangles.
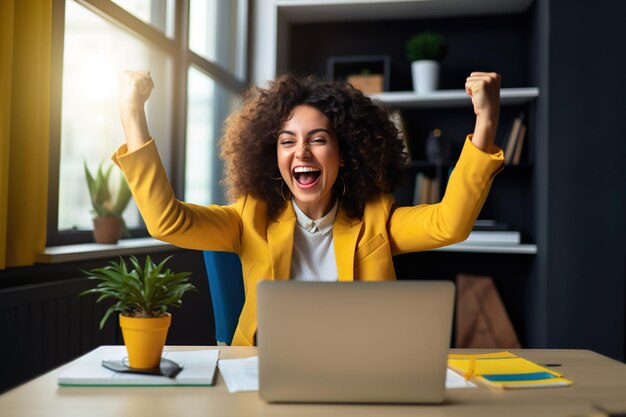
[114,71,243,253]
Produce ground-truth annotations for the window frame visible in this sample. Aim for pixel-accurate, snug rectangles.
[47,0,248,246]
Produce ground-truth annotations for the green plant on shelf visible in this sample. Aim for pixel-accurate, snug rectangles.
[405,32,447,62]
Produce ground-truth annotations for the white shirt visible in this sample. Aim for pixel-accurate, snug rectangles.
[290,199,339,281]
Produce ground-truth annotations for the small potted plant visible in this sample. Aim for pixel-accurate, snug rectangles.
[405,32,447,93]
[80,255,197,369]
[84,161,132,244]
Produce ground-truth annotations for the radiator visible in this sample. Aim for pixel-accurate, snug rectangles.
[0,277,122,393]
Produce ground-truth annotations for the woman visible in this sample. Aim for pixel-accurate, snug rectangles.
[114,71,504,346]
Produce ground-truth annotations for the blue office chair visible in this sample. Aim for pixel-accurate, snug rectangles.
[202,251,245,345]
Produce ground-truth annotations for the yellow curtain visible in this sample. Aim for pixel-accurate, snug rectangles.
[0,0,52,269]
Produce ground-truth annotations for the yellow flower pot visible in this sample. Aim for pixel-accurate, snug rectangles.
[119,313,171,369]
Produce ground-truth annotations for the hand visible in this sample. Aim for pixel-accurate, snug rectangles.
[118,71,153,151]
[119,70,154,113]
[465,72,501,124]
[465,72,501,152]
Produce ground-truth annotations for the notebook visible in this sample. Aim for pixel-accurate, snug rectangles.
[448,351,573,389]
[256,280,455,403]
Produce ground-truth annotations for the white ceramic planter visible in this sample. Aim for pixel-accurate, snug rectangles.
[411,60,440,94]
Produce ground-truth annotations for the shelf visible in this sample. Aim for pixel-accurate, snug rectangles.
[36,237,178,264]
[370,88,539,108]
[432,243,537,254]
[276,0,534,23]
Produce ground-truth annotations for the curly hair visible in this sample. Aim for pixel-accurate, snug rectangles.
[220,74,408,219]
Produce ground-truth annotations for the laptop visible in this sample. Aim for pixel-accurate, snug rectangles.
[256,280,455,404]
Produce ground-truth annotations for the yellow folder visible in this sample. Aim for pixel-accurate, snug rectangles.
[448,351,573,389]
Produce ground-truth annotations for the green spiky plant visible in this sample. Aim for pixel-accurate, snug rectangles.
[80,256,197,329]
[405,32,447,62]
[84,161,132,236]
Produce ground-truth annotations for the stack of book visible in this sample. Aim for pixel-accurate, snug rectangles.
[461,230,521,246]
[456,219,521,246]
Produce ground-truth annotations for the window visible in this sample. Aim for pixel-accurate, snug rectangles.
[48,0,247,245]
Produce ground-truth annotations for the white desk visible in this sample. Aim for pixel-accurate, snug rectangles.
[1,347,626,417]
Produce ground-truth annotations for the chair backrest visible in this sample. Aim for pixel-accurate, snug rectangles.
[202,251,245,345]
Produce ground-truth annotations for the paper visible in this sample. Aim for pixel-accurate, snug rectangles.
[445,368,477,388]
[218,356,259,393]
[58,346,219,386]
[217,356,474,393]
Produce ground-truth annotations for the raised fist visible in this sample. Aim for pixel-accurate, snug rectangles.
[118,70,154,112]
[465,72,501,123]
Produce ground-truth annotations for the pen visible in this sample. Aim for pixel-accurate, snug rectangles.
[464,357,476,381]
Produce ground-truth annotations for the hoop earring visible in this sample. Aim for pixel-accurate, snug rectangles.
[280,180,289,202]
[268,174,289,202]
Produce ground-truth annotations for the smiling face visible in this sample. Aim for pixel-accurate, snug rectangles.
[277,104,341,220]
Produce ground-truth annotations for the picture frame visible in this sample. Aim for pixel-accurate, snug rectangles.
[326,55,390,94]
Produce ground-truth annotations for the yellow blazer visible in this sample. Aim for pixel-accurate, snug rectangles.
[113,136,504,346]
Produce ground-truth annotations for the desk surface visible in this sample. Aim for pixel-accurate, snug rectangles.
[1,347,626,417]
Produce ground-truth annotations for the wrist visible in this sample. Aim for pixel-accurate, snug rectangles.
[120,102,147,117]
[472,117,498,153]
[476,113,498,128]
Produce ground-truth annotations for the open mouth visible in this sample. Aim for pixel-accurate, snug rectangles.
[293,166,321,186]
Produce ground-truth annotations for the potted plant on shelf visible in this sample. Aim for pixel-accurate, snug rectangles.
[84,161,132,244]
[405,32,447,94]
[80,255,197,369]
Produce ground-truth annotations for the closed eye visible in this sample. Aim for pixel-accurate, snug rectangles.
[311,137,327,144]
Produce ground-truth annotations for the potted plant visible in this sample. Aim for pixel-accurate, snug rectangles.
[80,255,197,369]
[405,32,447,94]
[84,161,132,244]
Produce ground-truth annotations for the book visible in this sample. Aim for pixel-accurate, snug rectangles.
[57,345,219,386]
[448,351,573,389]
[511,123,527,165]
[429,177,441,203]
[504,113,526,164]
[459,230,521,245]
[415,173,432,205]
[473,219,510,231]
[413,172,423,205]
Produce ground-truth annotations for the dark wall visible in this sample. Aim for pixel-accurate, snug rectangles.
[0,249,214,394]
[288,14,531,91]
[540,0,626,359]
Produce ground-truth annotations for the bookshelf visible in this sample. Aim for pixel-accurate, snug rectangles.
[248,0,626,357]
[372,86,537,254]
[371,88,539,108]
[251,0,540,255]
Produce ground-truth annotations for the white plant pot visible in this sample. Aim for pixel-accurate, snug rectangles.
[411,60,440,94]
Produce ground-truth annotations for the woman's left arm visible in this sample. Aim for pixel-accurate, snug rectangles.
[388,72,504,255]
[465,72,501,153]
